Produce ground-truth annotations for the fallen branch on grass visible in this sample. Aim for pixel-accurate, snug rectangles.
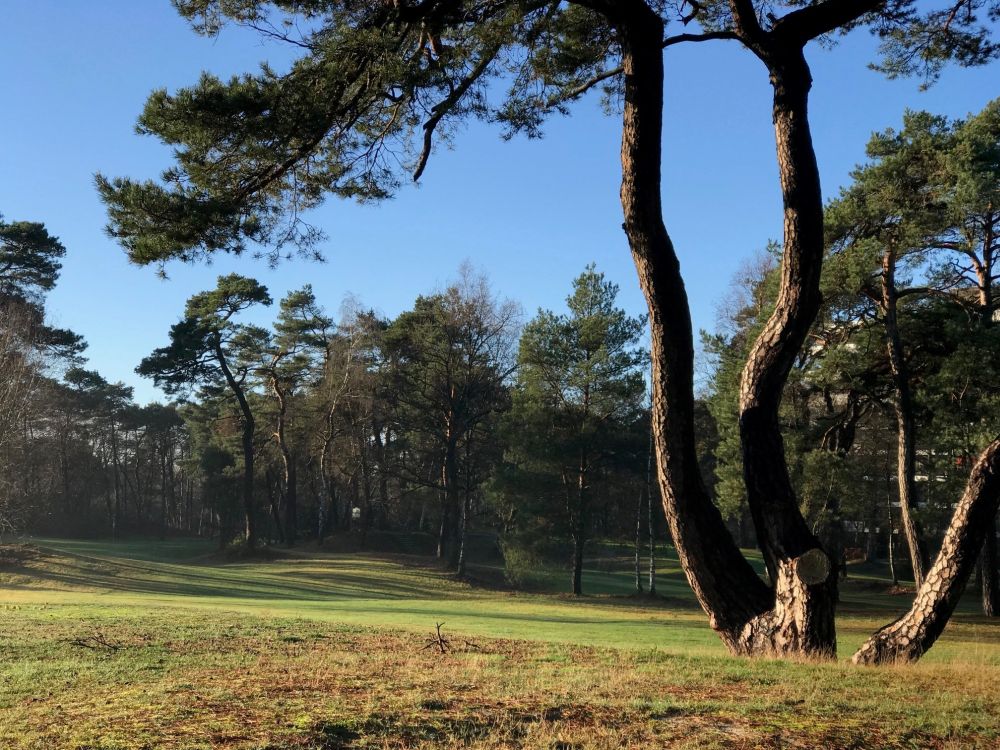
[422,622,452,654]
[69,631,124,651]
[421,623,482,654]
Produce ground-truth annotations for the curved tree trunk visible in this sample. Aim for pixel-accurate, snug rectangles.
[881,248,926,586]
[853,436,1000,664]
[614,5,774,653]
[734,47,837,656]
[614,0,845,657]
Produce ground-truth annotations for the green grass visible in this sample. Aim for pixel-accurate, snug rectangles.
[2,536,1000,748]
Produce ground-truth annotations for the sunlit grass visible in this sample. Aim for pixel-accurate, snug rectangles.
[2,537,1000,747]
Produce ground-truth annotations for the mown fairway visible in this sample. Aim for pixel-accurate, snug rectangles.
[2,539,1000,749]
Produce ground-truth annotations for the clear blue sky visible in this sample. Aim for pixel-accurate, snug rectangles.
[1,1,998,403]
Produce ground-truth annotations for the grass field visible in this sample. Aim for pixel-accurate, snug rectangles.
[2,537,1000,748]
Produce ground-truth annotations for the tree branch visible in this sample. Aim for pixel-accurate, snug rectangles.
[413,46,500,182]
[771,0,884,45]
[548,31,740,108]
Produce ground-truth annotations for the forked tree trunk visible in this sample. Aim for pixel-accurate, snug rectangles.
[853,437,1000,664]
[614,7,774,653]
[881,247,926,586]
[614,0,848,656]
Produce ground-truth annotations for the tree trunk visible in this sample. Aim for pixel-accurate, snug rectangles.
[441,437,460,568]
[982,513,999,617]
[272,380,298,547]
[436,495,449,559]
[456,438,473,578]
[634,483,644,593]
[318,432,339,539]
[215,341,256,548]
[266,468,286,545]
[734,46,838,657]
[646,420,657,595]
[614,7,772,653]
[881,247,926,586]
[571,530,585,596]
[853,437,1000,664]
[456,485,470,577]
[159,450,168,541]
[886,485,899,586]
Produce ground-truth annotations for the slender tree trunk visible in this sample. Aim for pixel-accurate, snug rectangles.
[881,248,925,586]
[456,438,472,578]
[853,437,1000,664]
[982,514,999,617]
[215,341,256,548]
[571,454,589,597]
[110,423,122,542]
[634,483,644,593]
[159,451,168,541]
[886,487,898,586]
[977,281,999,616]
[646,420,656,595]
[456,486,471,577]
[318,433,339,539]
[614,6,772,654]
[266,469,286,546]
[359,434,373,550]
[436,494,448,559]
[440,436,460,568]
[319,480,337,543]
[272,381,298,547]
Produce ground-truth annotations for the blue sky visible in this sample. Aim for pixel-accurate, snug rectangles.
[1,1,998,403]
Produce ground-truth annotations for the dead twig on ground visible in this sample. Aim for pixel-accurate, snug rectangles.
[422,622,451,654]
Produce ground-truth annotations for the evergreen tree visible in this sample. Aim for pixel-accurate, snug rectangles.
[138,274,272,548]
[504,265,646,595]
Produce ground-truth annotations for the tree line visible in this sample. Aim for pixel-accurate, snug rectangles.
[0,246,655,595]
[13,0,1000,665]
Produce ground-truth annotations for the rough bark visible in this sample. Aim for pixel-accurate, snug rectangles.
[853,436,1000,664]
[614,5,774,652]
[881,247,926,585]
[734,45,837,655]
